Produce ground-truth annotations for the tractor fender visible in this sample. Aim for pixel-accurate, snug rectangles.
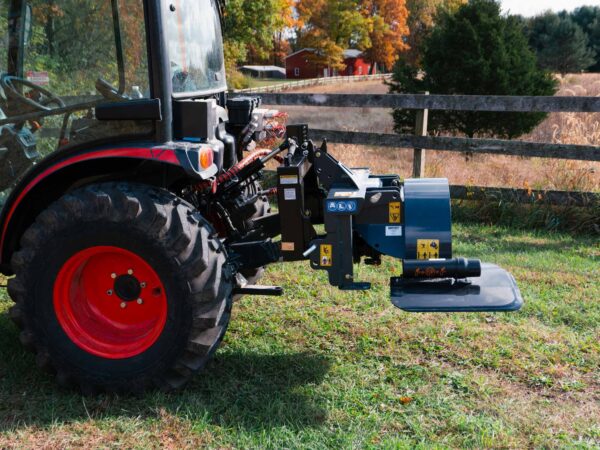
[0,143,205,273]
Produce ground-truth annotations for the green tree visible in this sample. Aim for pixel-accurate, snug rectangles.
[221,0,293,88]
[390,0,557,139]
[526,12,595,75]
[571,6,600,71]
[222,0,292,66]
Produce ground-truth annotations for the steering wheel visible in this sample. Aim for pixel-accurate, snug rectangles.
[95,78,128,101]
[0,75,66,112]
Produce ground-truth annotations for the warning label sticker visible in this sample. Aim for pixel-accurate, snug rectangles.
[386,226,403,237]
[320,244,333,267]
[26,71,50,86]
[389,202,402,223]
[280,175,298,185]
[334,191,355,198]
[284,188,297,201]
[417,239,440,260]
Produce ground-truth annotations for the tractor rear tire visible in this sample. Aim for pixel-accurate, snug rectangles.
[7,183,233,394]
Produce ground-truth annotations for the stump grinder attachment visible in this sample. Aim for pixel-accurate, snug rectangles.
[254,124,523,313]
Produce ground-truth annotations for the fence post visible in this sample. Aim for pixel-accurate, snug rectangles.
[412,91,429,178]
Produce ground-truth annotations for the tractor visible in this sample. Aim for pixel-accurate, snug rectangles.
[0,0,522,394]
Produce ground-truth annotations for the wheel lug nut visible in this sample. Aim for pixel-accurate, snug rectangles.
[107,290,113,296]
[137,298,143,305]
[140,282,147,288]
[127,269,134,275]
[120,302,127,309]
[111,273,117,279]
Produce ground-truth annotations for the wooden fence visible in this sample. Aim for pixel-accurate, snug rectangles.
[235,92,600,207]
[233,74,391,94]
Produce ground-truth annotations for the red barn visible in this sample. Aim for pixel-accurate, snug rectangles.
[341,49,373,76]
[285,48,375,79]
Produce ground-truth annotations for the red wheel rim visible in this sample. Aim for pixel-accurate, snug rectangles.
[53,246,168,359]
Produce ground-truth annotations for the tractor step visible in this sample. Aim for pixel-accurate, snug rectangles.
[390,263,523,313]
[232,285,284,296]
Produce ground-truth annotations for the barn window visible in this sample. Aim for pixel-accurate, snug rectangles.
[358,66,363,75]
[294,67,300,76]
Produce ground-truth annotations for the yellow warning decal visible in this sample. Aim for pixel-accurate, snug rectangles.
[389,202,402,223]
[417,239,440,260]
[320,244,333,267]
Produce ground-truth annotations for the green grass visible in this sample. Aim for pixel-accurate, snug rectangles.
[0,223,598,448]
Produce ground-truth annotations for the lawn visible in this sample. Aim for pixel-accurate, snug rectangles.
[0,223,598,448]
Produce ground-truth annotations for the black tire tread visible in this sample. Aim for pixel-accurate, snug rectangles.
[7,182,233,394]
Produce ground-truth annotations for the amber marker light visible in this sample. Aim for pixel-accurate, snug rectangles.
[199,147,214,170]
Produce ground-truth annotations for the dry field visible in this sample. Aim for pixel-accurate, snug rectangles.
[279,75,600,192]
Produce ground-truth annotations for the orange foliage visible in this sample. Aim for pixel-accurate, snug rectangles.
[295,0,409,72]
[362,0,410,71]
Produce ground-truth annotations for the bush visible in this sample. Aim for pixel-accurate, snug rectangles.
[227,68,251,90]
[453,198,600,235]
[390,0,558,139]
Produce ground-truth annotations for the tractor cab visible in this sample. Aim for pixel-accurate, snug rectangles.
[0,0,228,209]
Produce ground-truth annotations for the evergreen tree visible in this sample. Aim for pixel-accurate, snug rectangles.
[527,12,596,75]
[390,0,557,139]
[571,6,600,71]
[404,0,466,67]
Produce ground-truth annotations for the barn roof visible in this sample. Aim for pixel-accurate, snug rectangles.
[343,49,363,59]
[285,48,364,60]
[241,65,285,73]
[284,48,315,59]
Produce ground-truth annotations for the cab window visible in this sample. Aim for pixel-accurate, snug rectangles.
[0,0,152,209]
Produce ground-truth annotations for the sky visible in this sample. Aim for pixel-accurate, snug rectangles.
[501,0,600,17]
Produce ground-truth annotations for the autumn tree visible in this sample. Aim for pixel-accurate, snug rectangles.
[270,0,295,65]
[404,0,466,67]
[361,0,410,72]
[295,0,371,71]
[390,0,557,139]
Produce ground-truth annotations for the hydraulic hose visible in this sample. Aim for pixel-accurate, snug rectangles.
[196,147,285,194]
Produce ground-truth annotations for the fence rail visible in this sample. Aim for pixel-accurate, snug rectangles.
[235,90,600,207]
[310,129,600,161]
[233,74,391,94]
[254,92,600,112]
